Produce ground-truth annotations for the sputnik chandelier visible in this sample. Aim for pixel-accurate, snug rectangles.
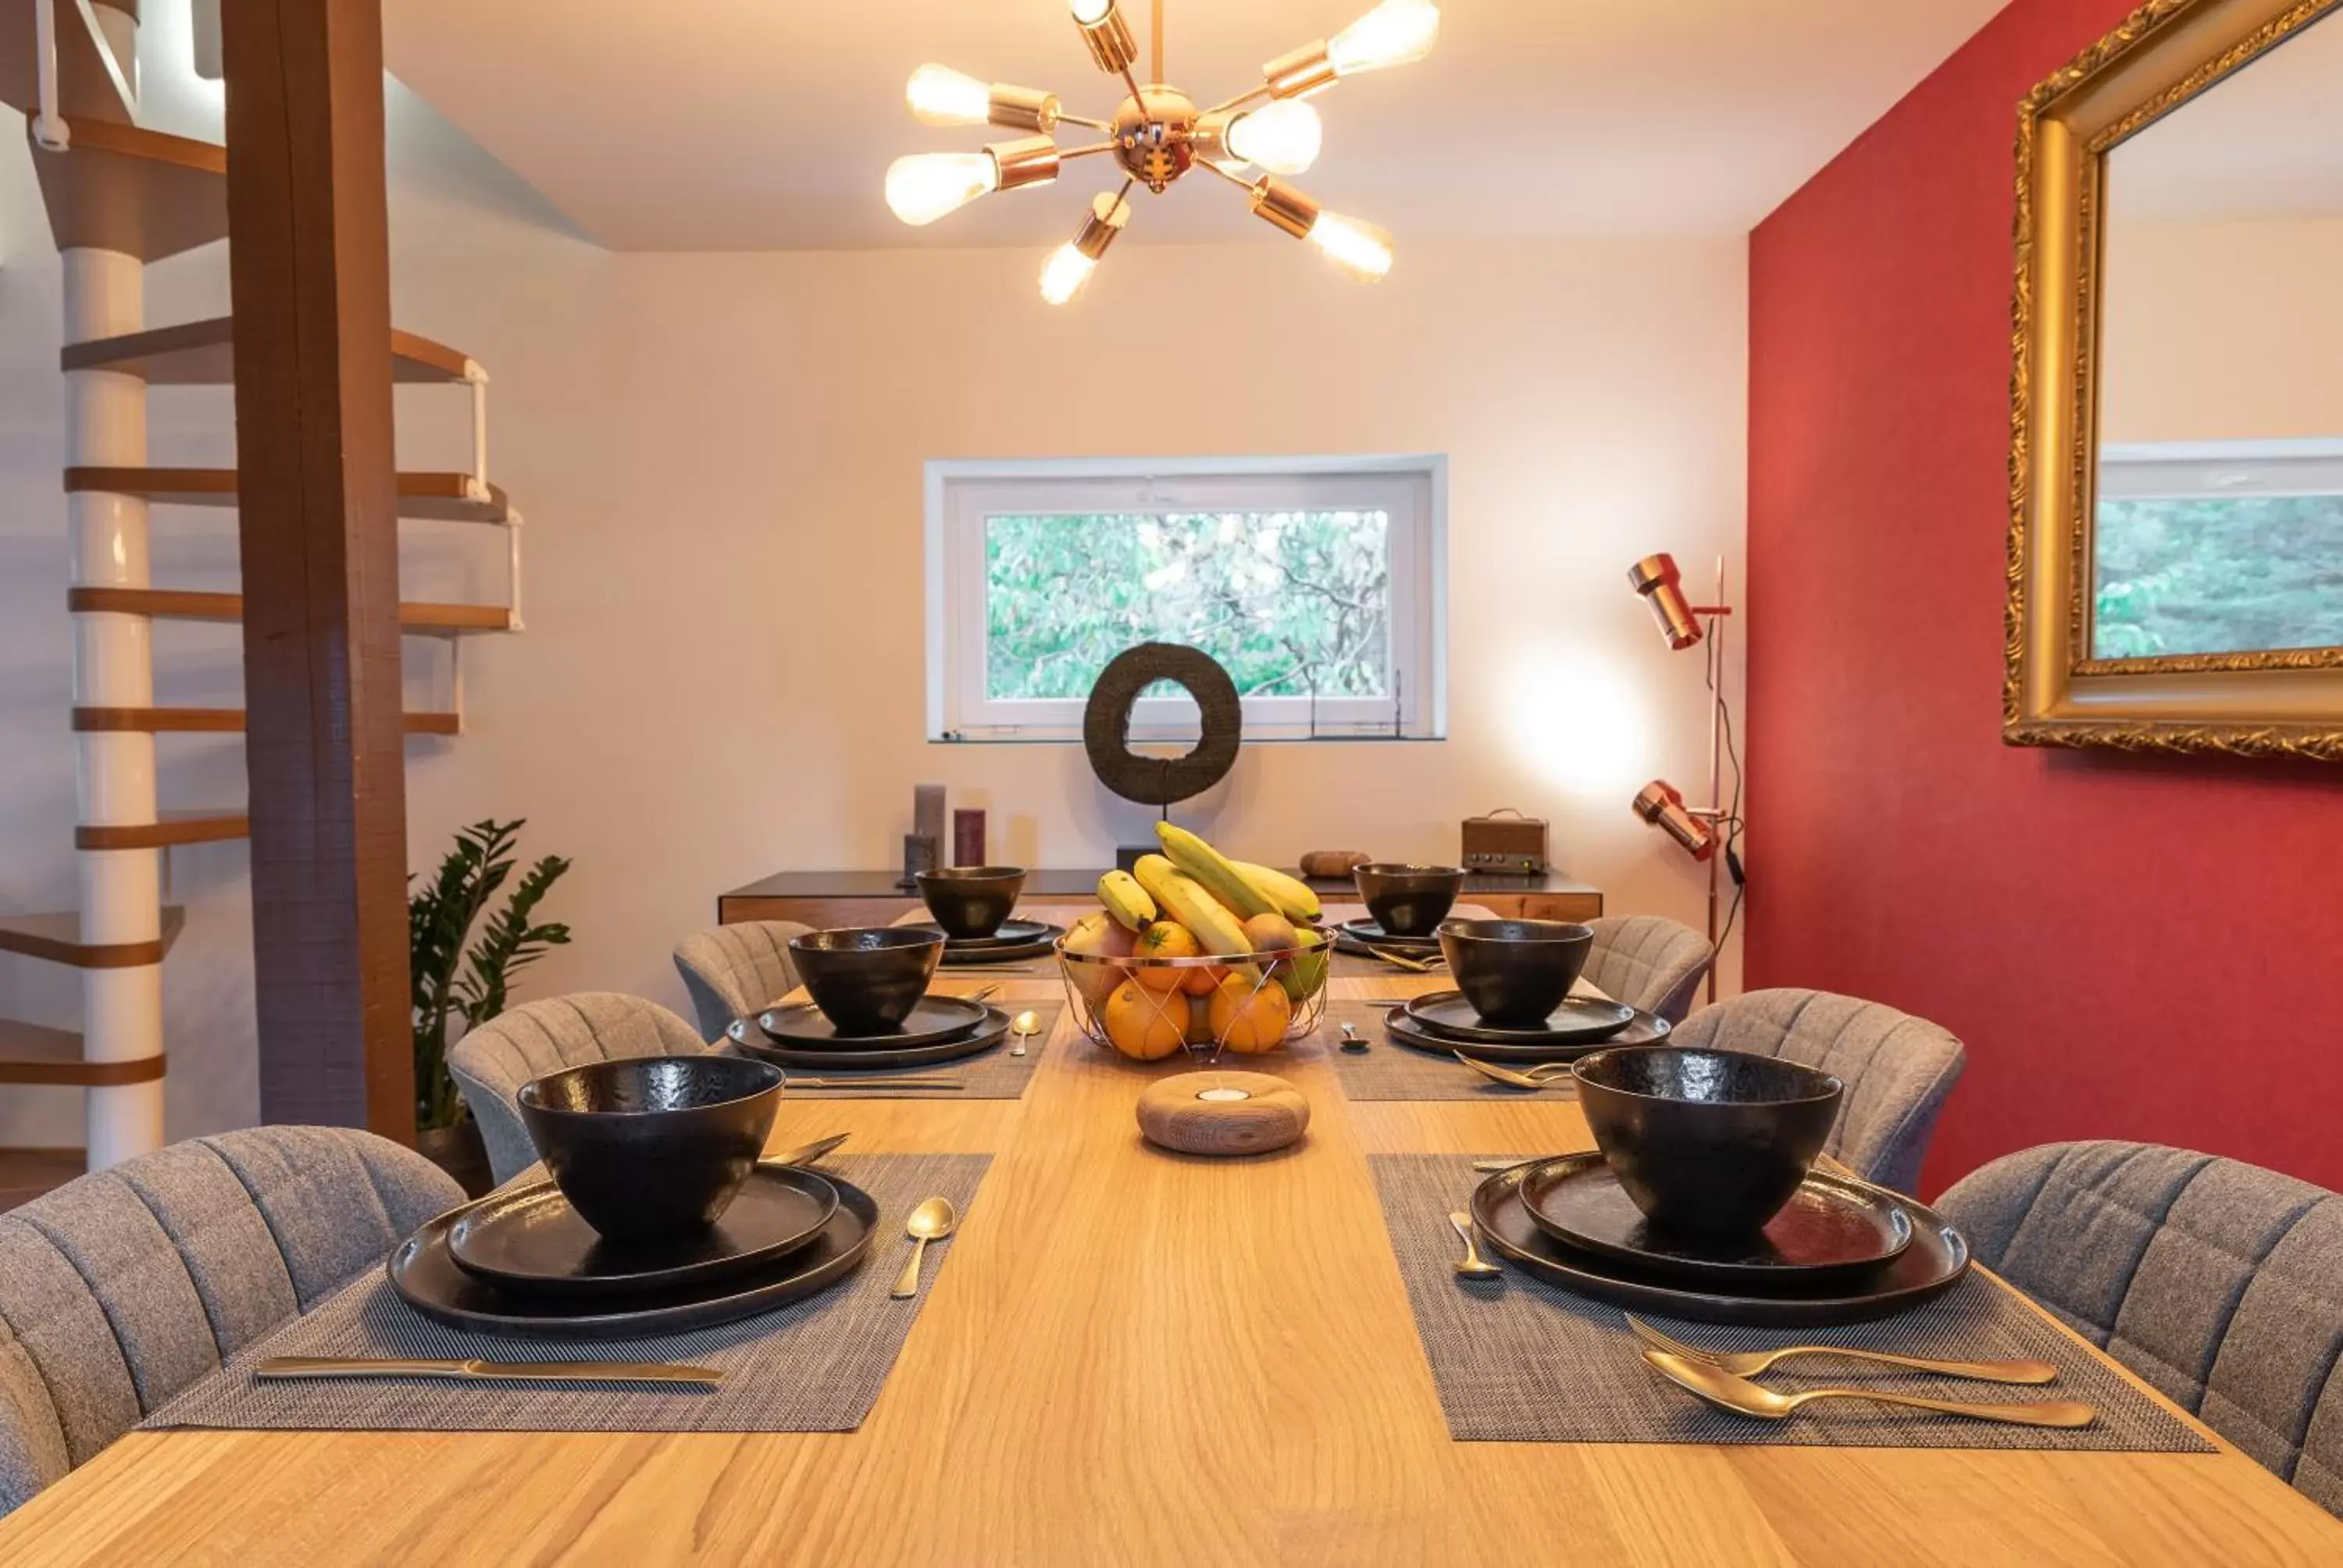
[883,0,1440,302]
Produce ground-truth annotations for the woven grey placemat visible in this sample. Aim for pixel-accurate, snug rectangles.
[731,1001,1061,1099]
[1314,1001,1578,1102]
[142,1153,989,1434]
[1371,1153,2213,1452]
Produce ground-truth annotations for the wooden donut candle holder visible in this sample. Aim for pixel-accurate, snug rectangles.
[1136,1072,1309,1158]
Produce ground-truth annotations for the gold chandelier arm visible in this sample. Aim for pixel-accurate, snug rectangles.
[1200,84,1273,119]
[1055,110,1116,131]
[1194,155,1257,193]
[1059,139,1122,160]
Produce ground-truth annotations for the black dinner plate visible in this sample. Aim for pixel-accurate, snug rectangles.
[1403,989,1639,1046]
[937,935,1059,967]
[902,919,1061,950]
[390,1178,879,1338]
[726,1008,1008,1070]
[1516,1152,1913,1288]
[1468,1161,1968,1325]
[755,994,990,1049]
[447,1163,840,1299]
[1384,1005,1670,1064]
[1334,918,1442,952]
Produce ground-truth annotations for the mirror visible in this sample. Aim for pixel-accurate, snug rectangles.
[2008,0,2343,759]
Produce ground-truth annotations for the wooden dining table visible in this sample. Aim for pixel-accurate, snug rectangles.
[3,903,2337,1565]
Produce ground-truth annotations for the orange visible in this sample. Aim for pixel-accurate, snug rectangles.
[1101,978,1186,1061]
[1185,994,1216,1046]
[1207,973,1293,1054]
[1133,920,1201,992]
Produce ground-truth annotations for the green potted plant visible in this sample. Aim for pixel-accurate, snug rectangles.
[410,818,571,1194]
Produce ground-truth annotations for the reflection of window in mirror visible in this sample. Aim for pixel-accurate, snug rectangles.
[2095,9,2343,662]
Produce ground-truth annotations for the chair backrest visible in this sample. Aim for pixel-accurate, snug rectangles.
[1667,988,1963,1193]
[1938,1141,2343,1516]
[672,920,811,1040]
[1581,915,1714,1025]
[0,1126,458,1517]
[446,992,709,1184]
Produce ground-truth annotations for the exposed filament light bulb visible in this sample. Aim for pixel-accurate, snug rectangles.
[1225,100,1323,175]
[1328,0,1442,77]
[885,151,997,226]
[905,64,990,126]
[1068,0,1113,22]
[1040,190,1132,305]
[1308,211,1393,281]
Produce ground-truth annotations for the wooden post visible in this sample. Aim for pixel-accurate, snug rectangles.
[223,0,414,1139]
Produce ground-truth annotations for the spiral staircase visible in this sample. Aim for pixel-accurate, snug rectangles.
[0,0,527,1206]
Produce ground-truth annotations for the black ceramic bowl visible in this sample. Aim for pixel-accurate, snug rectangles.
[1352,863,1467,939]
[915,866,1028,940]
[1572,1046,1843,1242]
[517,1055,784,1244]
[1436,918,1596,1027]
[790,925,947,1034]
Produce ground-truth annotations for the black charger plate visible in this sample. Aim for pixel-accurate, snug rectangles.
[1334,918,1442,951]
[756,994,990,1049]
[1384,1005,1670,1064]
[937,936,1059,967]
[727,1008,1008,1071]
[1467,1161,1968,1326]
[390,1178,879,1337]
[448,1164,840,1299]
[1516,1152,1913,1288]
[1403,989,1638,1046]
[902,919,1061,950]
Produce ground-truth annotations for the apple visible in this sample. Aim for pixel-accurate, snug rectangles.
[1242,911,1298,953]
[1064,911,1135,1008]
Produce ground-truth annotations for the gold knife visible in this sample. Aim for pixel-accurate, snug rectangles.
[256,1357,722,1385]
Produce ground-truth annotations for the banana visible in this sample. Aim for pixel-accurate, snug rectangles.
[1132,854,1254,961]
[1231,860,1321,923]
[1154,822,1274,921]
[1097,869,1156,932]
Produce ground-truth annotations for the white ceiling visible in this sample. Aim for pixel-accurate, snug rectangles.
[381,0,2010,251]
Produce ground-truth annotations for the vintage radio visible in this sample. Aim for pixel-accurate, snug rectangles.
[1460,809,1548,874]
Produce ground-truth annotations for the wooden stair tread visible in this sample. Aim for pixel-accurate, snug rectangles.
[0,2,135,132]
[73,707,463,736]
[0,906,184,970]
[29,118,227,262]
[0,1020,162,1087]
[62,317,480,384]
[66,467,512,524]
[68,586,516,634]
[76,810,249,850]
[0,1148,87,1213]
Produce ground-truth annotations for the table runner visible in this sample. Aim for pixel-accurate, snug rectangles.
[1314,1001,1582,1102]
[1371,1153,2213,1452]
[730,1001,1061,1098]
[144,1153,990,1435]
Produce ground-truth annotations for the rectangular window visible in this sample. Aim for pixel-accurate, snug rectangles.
[925,457,1446,740]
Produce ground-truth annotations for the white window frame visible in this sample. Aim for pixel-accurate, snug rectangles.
[2099,437,2343,500]
[925,454,1447,742]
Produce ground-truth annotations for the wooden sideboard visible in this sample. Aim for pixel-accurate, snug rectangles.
[717,868,1604,929]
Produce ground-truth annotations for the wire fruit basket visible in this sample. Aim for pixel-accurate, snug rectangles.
[1057,927,1333,1062]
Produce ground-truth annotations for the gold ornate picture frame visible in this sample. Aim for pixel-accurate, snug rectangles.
[2006,0,2343,760]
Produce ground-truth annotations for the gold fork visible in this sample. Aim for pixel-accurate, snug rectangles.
[1626,1315,2059,1385]
[1451,1053,1577,1090]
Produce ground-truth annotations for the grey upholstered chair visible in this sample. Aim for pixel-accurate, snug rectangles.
[0,1126,458,1518]
[448,992,710,1184]
[672,919,813,1039]
[1939,1141,2343,1516]
[1580,914,1714,1025]
[1669,988,1963,1193]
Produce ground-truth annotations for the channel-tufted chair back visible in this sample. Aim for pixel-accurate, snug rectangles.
[447,992,710,1184]
[0,1126,459,1517]
[1938,1141,2343,1516]
[1669,988,1964,1193]
[1580,915,1714,1025]
[672,920,813,1040]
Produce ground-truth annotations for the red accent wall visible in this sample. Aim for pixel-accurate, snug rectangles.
[1746,0,2343,1196]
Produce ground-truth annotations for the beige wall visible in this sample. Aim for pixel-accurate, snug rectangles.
[0,80,1748,1145]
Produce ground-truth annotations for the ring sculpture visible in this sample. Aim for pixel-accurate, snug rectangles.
[1082,643,1243,807]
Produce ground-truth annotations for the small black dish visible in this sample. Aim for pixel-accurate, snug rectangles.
[1516,1151,1912,1288]
[1573,1046,1843,1242]
[1466,1161,1968,1327]
[904,918,1057,950]
[448,1163,840,1299]
[517,1055,783,1245]
[390,1177,879,1338]
[789,926,947,1034]
[915,866,1028,939]
[754,993,991,1051]
[1350,864,1466,938]
[1435,918,1594,1027]
[1333,918,1443,953]
[1384,1004,1670,1064]
[731,1006,1007,1070]
[1403,988,1635,1047]
[939,935,1058,968]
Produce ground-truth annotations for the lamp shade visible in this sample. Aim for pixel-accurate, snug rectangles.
[1632,780,1716,861]
[1627,553,1703,650]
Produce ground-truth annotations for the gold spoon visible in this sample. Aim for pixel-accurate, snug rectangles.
[1447,1210,1502,1279]
[766,1131,851,1167]
[1640,1350,2095,1428]
[1010,1010,1040,1057]
[1626,1315,2059,1385]
[890,1196,959,1299]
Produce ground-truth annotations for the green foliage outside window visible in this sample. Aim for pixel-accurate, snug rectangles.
[2092,494,2343,659]
[984,511,1391,700]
